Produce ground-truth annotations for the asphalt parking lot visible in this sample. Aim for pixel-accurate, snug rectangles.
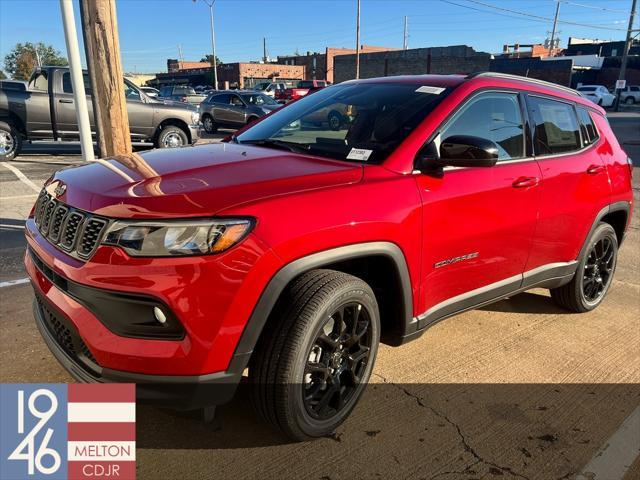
[1,117,639,479]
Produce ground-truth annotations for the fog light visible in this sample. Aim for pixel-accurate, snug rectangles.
[153,306,167,324]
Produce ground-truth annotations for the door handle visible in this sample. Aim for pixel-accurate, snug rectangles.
[587,164,605,175]
[512,176,539,188]
[59,99,73,104]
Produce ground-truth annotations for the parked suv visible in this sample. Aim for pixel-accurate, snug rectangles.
[620,85,640,105]
[26,73,633,441]
[200,90,281,132]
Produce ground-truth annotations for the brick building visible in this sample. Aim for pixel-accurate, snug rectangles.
[278,45,397,83]
[167,59,211,72]
[154,62,304,89]
[333,45,492,83]
[500,43,563,59]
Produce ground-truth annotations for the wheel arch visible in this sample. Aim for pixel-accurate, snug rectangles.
[579,201,631,260]
[0,110,26,135]
[154,117,191,143]
[228,242,415,374]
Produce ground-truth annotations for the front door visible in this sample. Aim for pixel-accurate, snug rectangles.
[414,91,541,327]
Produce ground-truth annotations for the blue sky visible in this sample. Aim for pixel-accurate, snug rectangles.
[0,0,636,74]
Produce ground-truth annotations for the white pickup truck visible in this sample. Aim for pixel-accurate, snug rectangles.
[620,85,640,105]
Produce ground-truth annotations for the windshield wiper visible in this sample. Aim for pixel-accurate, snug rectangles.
[238,138,310,155]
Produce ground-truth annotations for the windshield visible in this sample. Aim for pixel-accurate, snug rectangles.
[254,82,269,91]
[241,93,278,106]
[235,82,450,163]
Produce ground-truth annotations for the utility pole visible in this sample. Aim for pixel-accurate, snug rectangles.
[178,44,184,63]
[615,0,638,111]
[548,0,560,57]
[194,0,218,90]
[80,0,132,157]
[59,0,94,162]
[79,0,104,158]
[355,0,361,79]
[403,16,408,50]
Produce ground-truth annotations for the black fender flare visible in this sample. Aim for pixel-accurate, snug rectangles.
[578,201,631,260]
[226,241,415,374]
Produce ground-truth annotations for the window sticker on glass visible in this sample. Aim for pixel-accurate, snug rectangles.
[416,86,445,95]
[347,148,373,161]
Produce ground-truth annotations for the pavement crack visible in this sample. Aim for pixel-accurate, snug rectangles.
[372,373,531,480]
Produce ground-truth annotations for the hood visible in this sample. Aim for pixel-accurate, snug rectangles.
[47,143,363,219]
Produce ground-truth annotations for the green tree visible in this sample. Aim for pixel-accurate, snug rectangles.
[4,42,68,80]
[200,54,221,66]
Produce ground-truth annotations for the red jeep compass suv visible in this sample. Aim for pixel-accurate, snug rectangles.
[25,73,633,440]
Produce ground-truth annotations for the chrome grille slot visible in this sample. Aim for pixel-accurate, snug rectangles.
[60,212,84,250]
[32,189,109,260]
[39,200,56,235]
[48,205,69,243]
[77,218,108,258]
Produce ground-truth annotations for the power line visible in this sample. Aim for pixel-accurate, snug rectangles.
[443,0,628,31]
[559,1,629,14]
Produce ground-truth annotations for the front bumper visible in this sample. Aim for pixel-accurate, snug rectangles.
[32,292,245,408]
[24,217,282,377]
[189,124,201,143]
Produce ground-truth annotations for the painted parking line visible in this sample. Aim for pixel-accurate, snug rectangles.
[0,194,39,201]
[0,162,42,193]
[0,278,30,288]
[575,406,640,480]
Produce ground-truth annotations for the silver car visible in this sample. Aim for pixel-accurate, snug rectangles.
[200,91,281,133]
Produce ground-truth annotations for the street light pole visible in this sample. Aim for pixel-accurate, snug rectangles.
[614,0,638,112]
[194,0,218,90]
[355,0,361,79]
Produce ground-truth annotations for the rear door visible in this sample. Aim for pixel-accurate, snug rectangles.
[415,90,541,327]
[210,93,232,124]
[55,71,95,138]
[523,95,611,272]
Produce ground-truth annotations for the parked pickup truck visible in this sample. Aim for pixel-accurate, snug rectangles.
[275,79,328,103]
[158,85,208,105]
[620,85,640,105]
[0,67,201,160]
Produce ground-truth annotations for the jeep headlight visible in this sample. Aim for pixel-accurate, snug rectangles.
[103,218,253,256]
[191,110,200,124]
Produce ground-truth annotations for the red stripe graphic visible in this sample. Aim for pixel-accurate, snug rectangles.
[68,383,135,403]
[68,422,136,441]
[68,461,136,480]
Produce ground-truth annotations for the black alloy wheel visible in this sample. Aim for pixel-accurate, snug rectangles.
[582,236,615,303]
[303,301,373,420]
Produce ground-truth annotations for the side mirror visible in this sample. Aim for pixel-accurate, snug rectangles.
[415,135,499,172]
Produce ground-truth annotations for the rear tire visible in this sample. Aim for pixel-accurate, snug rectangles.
[156,125,188,148]
[0,121,22,161]
[550,223,618,312]
[328,111,343,131]
[249,269,380,441]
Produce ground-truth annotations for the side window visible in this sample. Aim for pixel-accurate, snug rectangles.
[440,92,524,161]
[576,107,599,147]
[212,93,231,104]
[61,72,93,95]
[230,95,244,106]
[123,82,140,101]
[529,96,581,155]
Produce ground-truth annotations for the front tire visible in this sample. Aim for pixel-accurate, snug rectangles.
[249,269,380,441]
[0,121,22,161]
[202,114,217,133]
[624,97,635,105]
[328,111,343,131]
[551,223,618,312]
[156,125,188,148]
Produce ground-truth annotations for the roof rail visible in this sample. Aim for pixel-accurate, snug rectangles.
[466,71,579,97]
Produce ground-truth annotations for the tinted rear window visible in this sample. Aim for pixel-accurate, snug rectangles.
[529,96,581,155]
[576,107,599,147]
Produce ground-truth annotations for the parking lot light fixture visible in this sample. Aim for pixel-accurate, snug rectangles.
[194,0,218,90]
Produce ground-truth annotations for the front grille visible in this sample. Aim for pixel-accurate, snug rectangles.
[35,294,99,369]
[34,190,109,260]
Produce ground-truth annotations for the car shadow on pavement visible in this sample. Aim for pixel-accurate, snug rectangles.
[136,383,639,479]
[479,291,571,315]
